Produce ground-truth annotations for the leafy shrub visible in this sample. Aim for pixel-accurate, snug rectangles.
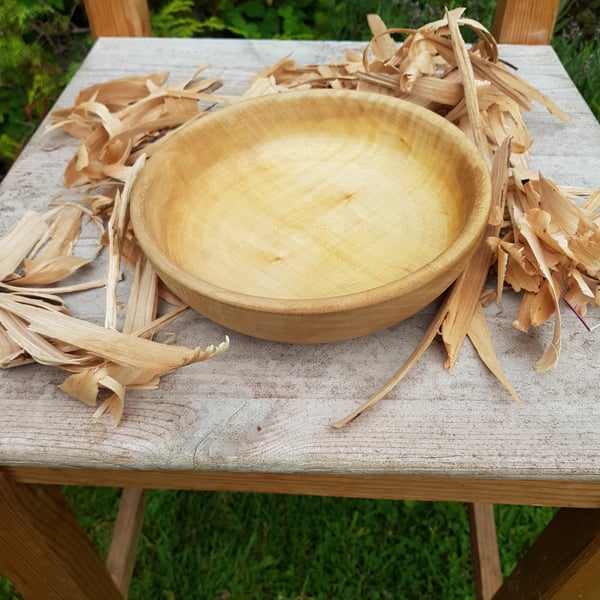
[152,0,325,39]
[150,0,497,41]
[553,0,600,119]
[0,0,90,176]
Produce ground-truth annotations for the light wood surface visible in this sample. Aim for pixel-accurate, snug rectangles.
[131,90,490,342]
[1,39,599,497]
[468,503,502,600]
[7,467,600,508]
[492,0,561,44]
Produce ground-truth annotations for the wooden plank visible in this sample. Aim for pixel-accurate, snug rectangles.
[0,469,123,600]
[493,508,600,599]
[492,0,560,44]
[6,467,600,508]
[468,503,502,600]
[83,0,152,38]
[106,488,149,597]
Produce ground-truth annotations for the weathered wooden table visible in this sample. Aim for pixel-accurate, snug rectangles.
[1,38,599,599]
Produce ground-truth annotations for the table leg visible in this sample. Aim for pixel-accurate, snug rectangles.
[0,469,123,600]
[468,503,502,600]
[492,508,600,600]
[106,488,149,596]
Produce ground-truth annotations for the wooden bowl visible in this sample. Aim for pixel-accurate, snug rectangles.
[130,90,491,343]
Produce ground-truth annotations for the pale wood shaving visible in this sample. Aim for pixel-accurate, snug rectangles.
[466,303,521,403]
[0,294,228,373]
[2,70,228,424]
[445,7,491,166]
[105,156,145,330]
[0,307,94,368]
[440,136,512,371]
[0,212,49,281]
[1,205,103,288]
[45,67,224,194]
[3,8,599,425]
[332,293,451,428]
[0,324,31,368]
[243,9,596,423]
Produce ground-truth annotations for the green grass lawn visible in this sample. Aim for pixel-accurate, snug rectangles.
[1,487,556,599]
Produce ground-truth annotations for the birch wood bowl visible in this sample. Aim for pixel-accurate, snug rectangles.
[130,90,491,343]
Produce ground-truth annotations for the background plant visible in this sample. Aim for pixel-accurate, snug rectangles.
[0,0,89,176]
[152,0,322,39]
[553,0,600,116]
[149,0,497,40]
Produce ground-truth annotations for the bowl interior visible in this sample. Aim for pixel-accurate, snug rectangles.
[131,90,490,314]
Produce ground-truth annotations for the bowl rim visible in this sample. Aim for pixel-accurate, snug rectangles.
[130,89,492,316]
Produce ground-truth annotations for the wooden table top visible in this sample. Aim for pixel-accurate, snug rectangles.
[1,39,599,504]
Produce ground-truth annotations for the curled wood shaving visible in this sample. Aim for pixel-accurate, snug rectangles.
[3,8,599,426]
[2,70,228,424]
[466,303,521,402]
[242,9,597,422]
[45,67,224,193]
[2,297,227,373]
[0,212,50,281]
[439,136,512,371]
[1,206,103,288]
[0,292,228,422]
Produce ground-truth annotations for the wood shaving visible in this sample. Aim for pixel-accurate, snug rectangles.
[45,66,224,193]
[1,8,599,425]
[1,68,228,425]
[240,9,599,422]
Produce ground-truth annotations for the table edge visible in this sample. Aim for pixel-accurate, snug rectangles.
[4,466,599,508]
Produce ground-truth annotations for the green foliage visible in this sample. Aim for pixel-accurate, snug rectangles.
[152,0,324,39]
[553,0,600,120]
[311,0,497,41]
[127,492,476,598]
[151,0,217,37]
[150,0,498,42]
[553,35,600,120]
[213,0,314,39]
[0,0,89,175]
[495,504,557,578]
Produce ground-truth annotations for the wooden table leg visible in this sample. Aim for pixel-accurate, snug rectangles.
[468,503,502,600]
[493,508,600,600]
[106,488,149,597]
[0,469,123,600]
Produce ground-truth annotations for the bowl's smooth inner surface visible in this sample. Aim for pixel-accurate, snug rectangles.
[168,134,460,299]
[139,91,483,303]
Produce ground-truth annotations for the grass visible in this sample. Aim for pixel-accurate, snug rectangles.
[0,1,593,597]
[0,488,556,599]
